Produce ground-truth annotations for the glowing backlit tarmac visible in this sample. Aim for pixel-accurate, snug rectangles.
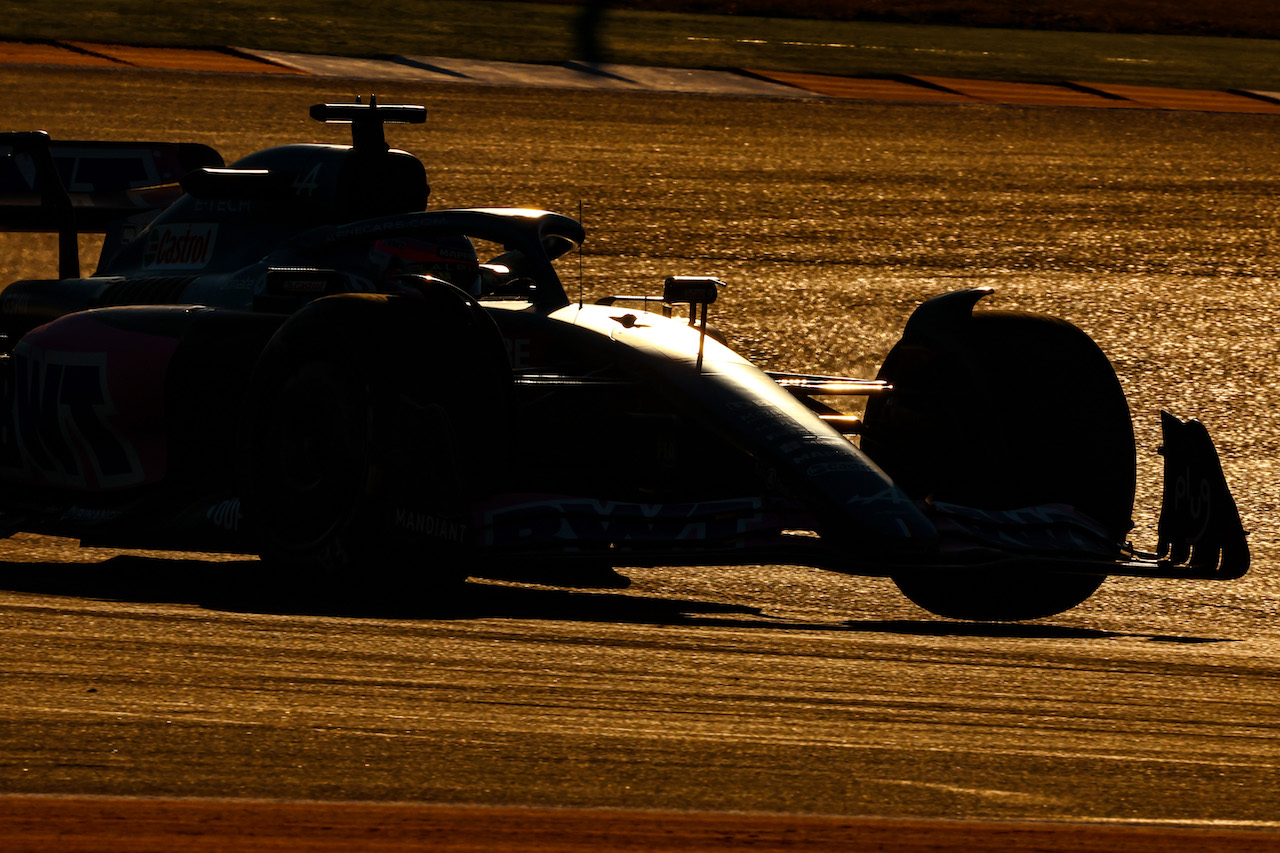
[0,56,1278,851]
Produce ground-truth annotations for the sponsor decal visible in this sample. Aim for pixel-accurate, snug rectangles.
[227,272,257,292]
[1172,466,1215,539]
[932,501,1116,558]
[505,337,533,370]
[395,507,468,544]
[64,506,125,525]
[206,498,242,533]
[805,461,864,476]
[2,347,144,489]
[726,399,798,442]
[279,276,330,294]
[480,496,770,547]
[143,223,218,270]
[292,163,322,197]
[192,199,254,215]
[329,215,422,242]
[1,317,177,490]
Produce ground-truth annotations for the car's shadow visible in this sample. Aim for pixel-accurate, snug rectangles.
[0,554,1231,643]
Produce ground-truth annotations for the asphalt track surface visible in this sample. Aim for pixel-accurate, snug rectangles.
[1,60,1280,850]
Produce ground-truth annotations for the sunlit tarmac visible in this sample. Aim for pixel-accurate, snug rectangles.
[0,66,1276,835]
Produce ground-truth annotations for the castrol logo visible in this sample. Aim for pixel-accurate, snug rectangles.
[143,223,218,269]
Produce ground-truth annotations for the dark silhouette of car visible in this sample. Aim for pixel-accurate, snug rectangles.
[0,99,1248,620]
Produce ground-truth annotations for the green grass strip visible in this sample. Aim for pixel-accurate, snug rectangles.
[3,0,1279,90]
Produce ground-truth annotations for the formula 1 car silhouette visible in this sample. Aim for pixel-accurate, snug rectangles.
[0,99,1248,620]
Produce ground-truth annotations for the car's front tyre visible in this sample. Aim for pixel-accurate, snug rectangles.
[861,290,1135,621]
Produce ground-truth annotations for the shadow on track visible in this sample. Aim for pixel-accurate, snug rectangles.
[840,619,1232,643]
[0,555,1230,643]
[0,555,763,626]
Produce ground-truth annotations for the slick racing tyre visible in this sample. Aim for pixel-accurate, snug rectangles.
[861,291,1135,621]
[240,287,512,607]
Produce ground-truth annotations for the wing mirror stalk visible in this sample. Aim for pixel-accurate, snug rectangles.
[663,275,724,372]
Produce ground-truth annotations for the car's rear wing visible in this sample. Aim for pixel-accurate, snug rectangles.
[0,131,223,277]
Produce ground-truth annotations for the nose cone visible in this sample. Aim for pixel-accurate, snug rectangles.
[781,432,938,556]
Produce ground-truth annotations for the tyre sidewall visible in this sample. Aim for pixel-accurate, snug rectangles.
[863,309,1133,620]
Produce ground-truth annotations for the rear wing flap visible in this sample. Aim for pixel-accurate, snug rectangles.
[0,132,223,230]
[0,132,223,277]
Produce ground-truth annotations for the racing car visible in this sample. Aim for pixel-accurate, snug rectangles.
[0,99,1249,620]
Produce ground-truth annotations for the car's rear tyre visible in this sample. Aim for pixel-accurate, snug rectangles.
[861,292,1135,621]
[240,287,511,608]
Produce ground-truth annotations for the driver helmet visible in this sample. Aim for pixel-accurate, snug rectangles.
[370,234,481,294]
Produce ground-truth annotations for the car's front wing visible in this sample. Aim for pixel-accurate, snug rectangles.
[470,411,1247,582]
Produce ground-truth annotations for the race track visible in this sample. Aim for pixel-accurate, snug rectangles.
[0,66,1278,849]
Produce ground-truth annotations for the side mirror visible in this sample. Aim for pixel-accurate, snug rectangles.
[663,275,722,307]
[663,276,725,372]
